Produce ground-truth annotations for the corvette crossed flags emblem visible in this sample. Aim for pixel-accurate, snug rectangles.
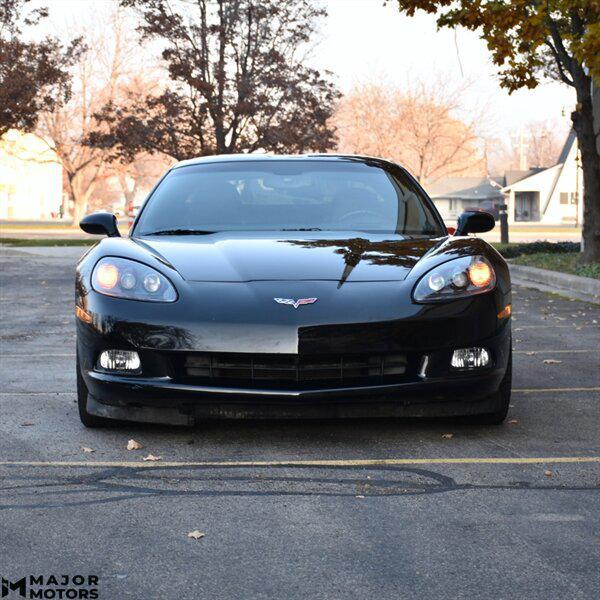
[274,297,318,309]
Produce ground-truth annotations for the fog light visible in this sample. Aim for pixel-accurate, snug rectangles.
[451,347,490,369]
[99,350,141,371]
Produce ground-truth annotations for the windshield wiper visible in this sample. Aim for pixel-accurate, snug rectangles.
[279,228,322,231]
[143,229,217,236]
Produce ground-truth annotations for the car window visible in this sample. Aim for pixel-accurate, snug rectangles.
[135,160,444,236]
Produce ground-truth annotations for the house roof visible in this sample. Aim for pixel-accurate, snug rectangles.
[556,129,576,165]
[503,168,545,186]
[426,177,504,201]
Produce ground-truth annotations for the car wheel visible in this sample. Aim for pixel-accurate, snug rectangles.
[77,352,113,428]
[466,348,512,425]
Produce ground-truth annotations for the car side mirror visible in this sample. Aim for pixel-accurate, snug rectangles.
[80,212,121,237]
[455,210,495,236]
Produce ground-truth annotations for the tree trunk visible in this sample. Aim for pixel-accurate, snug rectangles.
[67,174,95,227]
[572,76,600,263]
[70,196,88,226]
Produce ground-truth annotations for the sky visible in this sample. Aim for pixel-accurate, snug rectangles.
[318,0,574,141]
[37,0,575,144]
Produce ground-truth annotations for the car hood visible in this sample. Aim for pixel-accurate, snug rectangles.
[134,232,444,284]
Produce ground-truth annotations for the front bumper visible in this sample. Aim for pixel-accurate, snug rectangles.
[84,367,507,424]
[77,285,511,423]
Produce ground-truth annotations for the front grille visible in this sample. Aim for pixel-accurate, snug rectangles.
[177,352,408,388]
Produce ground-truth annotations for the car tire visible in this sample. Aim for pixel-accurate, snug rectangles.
[465,348,512,425]
[77,352,113,428]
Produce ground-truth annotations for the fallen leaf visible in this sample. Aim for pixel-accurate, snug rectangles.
[355,495,365,499]
[142,454,162,462]
[544,470,553,477]
[82,446,94,453]
[187,530,205,540]
[126,439,143,451]
[507,419,519,425]
[441,433,454,439]
[543,359,562,364]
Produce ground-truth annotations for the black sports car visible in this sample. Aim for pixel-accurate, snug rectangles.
[76,155,511,427]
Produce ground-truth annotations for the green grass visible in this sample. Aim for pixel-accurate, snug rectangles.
[0,237,97,247]
[512,252,600,279]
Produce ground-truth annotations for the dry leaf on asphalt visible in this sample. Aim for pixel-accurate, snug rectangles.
[187,530,205,540]
[126,439,143,451]
[507,419,519,425]
[543,359,562,364]
[544,470,553,477]
[441,433,454,439]
[142,454,162,462]
[82,446,94,453]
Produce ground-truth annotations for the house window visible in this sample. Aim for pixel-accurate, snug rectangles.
[560,192,577,205]
[514,191,540,222]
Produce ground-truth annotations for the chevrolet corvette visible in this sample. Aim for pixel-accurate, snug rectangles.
[76,154,511,427]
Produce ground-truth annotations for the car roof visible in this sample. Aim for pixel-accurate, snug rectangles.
[172,153,397,170]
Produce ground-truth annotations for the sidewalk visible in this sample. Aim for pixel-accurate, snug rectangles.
[509,263,600,303]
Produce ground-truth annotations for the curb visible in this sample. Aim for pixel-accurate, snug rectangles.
[509,264,600,304]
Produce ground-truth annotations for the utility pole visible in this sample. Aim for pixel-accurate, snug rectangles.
[512,125,529,171]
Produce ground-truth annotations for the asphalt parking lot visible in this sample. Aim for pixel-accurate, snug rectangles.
[1,245,599,599]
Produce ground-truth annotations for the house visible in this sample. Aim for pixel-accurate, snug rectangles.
[427,176,505,221]
[0,130,63,220]
[427,130,583,226]
[501,130,583,225]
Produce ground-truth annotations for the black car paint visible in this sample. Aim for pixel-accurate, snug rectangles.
[75,155,511,422]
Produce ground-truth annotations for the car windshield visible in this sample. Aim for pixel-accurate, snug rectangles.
[135,159,444,236]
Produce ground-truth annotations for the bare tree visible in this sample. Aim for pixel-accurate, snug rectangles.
[87,0,339,161]
[37,8,137,223]
[334,80,485,183]
[486,120,569,175]
[525,120,568,168]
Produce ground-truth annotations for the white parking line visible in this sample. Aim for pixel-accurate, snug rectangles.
[514,350,598,354]
[1,353,75,357]
[513,387,600,393]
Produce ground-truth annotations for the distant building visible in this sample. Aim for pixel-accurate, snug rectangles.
[427,177,504,221]
[427,130,583,226]
[0,130,63,220]
[501,130,583,226]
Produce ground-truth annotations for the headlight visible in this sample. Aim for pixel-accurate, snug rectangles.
[413,255,495,303]
[92,257,177,302]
